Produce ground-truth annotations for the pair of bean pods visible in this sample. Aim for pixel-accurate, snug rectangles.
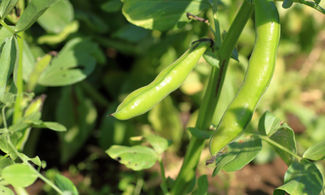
[112,0,280,156]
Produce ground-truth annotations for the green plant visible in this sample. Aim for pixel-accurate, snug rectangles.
[1,0,325,194]
[209,0,280,155]
[107,0,325,194]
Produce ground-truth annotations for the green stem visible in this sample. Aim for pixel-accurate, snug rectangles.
[7,138,63,194]
[170,1,253,194]
[258,135,303,161]
[159,160,169,195]
[0,20,15,34]
[13,32,24,124]
[275,0,325,14]
[2,107,63,194]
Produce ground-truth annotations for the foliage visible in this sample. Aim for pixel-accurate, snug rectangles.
[0,0,324,194]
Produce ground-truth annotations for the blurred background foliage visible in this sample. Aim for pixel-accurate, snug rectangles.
[6,0,325,194]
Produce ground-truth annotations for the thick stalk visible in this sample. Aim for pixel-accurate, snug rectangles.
[13,32,24,124]
[170,1,253,194]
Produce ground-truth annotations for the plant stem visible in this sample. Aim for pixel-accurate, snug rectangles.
[159,160,169,194]
[13,32,24,124]
[275,0,325,14]
[258,135,303,161]
[5,130,63,194]
[0,20,15,34]
[170,1,253,194]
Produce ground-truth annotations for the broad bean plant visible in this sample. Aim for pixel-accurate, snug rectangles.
[0,0,324,194]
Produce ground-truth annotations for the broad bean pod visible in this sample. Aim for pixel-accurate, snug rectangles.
[113,40,211,120]
[209,0,280,155]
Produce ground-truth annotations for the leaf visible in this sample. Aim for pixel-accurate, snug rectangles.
[26,54,52,91]
[0,37,16,97]
[0,26,14,45]
[75,10,109,33]
[22,41,36,81]
[38,122,67,132]
[274,160,323,195]
[122,0,210,31]
[15,0,59,32]
[192,175,208,195]
[0,0,18,18]
[98,107,136,150]
[54,174,79,195]
[101,0,122,13]
[258,111,282,135]
[269,125,296,165]
[1,164,38,187]
[303,140,325,161]
[37,21,79,45]
[106,145,158,171]
[213,136,262,174]
[148,96,183,145]
[188,127,213,140]
[282,0,293,9]
[203,50,219,68]
[37,0,74,33]
[0,186,14,195]
[56,86,97,163]
[145,134,169,154]
[38,38,99,86]
[112,24,150,43]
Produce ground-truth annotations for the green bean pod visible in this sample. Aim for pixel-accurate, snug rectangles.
[209,0,280,155]
[112,41,210,120]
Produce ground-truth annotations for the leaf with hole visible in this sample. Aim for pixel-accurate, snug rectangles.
[106,145,158,171]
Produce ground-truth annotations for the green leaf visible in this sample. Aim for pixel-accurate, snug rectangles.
[274,160,323,195]
[37,21,79,45]
[56,86,97,163]
[37,0,74,33]
[282,0,293,9]
[303,140,325,161]
[258,111,282,135]
[15,0,59,32]
[38,38,99,86]
[40,122,67,132]
[145,134,169,154]
[75,10,109,33]
[101,0,122,13]
[0,0,18,18]
[188,127,213,140]
[26,54,52,91]
[0,156,12,171]
[122,0,210,31]
[22,41,36,81]
[112,24,149,43]
[269,125,296,165]
[0,37,16,97]
[148,96,183,145]
[215,136,262,173]
[54,174,79,195]
[0,186,14,195]
[0,26,14,45]
[1,164,38,187]
[192,175,208,195]
[212,154,236,176]
[106,145,158,171]
[203,50,219,68]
